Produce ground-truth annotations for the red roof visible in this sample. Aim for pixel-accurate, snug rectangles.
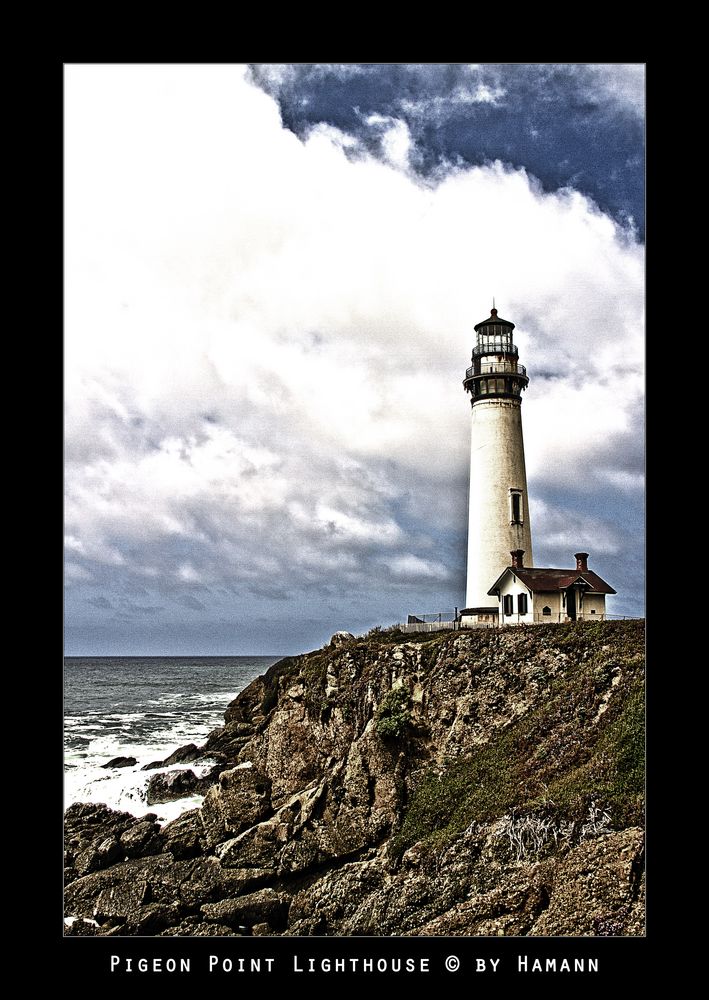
[487,567,616,595]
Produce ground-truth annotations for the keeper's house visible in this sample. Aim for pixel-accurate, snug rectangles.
[466,550,616,626]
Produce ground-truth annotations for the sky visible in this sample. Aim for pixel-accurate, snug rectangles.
[64,63,645,655]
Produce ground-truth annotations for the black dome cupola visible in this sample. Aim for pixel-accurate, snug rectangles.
[463,306,529,404]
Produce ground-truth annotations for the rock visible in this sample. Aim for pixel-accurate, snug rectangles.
[287,857,387,935]
[65,855,171,920]
[146,769,205,805]
[161,809,204,859]
[160,922,238,936]
[119,819,162,858]
[64,918,98,936]
[216,822,284,871]
[163,744,202,766]
[95,878,149,923]
[128,903,182,934]
[65,852,253,930]
[200,765,272,847]
[201,889,290,930]
[530,828,645,936]
[141,744,202,771]
[101,756,137,769]
[330,631,354,647]
[66,805,142,877]
[96,836,122,866]
[65,802,135,839]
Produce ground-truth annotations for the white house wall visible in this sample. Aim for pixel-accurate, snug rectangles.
[497,574,535,625]
[494,582,608,624]
[535,591,562,622]
[577,592,606,619]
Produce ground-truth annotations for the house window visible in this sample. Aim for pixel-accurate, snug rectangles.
[510,489,523,524]
[542,606,551,616]
[518,593,528,615]
[503,594,514,616]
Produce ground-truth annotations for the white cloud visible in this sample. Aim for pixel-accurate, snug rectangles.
[64,65,644,633]
[386,555,450,580]
[469,82,506,104]
[364,114,414,171]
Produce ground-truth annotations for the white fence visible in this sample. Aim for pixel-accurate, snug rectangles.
[397,612,640,634]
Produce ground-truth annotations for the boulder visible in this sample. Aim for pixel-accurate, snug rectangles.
[101,756,137,769]
[330,631,355,647]
[96,836,122,867]
[146,769,204,805]
[200,765,272,847]
[127,903,182,934]
[161,809,204,859]
[142,744,201,771]
[65,855,174,920]
[95,878,149,923]
[119,819,162,858]
[162,744,201,766]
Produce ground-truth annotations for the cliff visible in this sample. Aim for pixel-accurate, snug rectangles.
[64,619,645,937]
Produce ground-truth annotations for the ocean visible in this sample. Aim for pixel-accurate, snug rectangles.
[64,655,279,823]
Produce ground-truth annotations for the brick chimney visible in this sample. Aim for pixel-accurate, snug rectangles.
[574,552,589,572]
[511,550,525,568]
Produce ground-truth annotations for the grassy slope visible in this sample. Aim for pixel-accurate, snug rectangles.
[392,620,644,854]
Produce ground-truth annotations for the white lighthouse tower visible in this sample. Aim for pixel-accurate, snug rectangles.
[462,306,533,617]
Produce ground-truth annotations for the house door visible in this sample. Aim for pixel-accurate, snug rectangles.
[567,588,577,620]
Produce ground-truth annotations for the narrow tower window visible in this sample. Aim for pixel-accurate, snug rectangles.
[510,489,523,524]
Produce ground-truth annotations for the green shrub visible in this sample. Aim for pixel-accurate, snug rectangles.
[375,687,411,740]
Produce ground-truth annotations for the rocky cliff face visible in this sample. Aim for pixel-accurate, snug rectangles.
[64,620,645,937]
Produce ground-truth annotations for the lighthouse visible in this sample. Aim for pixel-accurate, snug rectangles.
[462,306,533,617]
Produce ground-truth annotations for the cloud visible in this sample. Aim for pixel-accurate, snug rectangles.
[529,500,623,559]
[398,74,507,121]
[385,554,451,581]
[362,113,415,170]
[64,65,644,651]
[585,63,645,118]
[250,63,645,237]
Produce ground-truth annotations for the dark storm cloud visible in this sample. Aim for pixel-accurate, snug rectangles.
[250,63,644,234]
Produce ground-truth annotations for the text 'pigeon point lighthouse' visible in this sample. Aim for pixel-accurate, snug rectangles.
[462,306,533,621]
